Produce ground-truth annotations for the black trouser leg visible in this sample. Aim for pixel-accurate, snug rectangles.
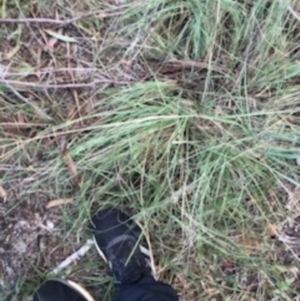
[114,275,178,301]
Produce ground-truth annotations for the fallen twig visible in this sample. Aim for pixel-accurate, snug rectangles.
[49,239,94,275]
[2,67,99,77]
[1,79,126,88]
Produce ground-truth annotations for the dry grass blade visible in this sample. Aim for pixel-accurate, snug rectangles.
[167,60,226,73]
[0,186,7,202]
[0,9,119,24]
[0,122,47,129]
[135,220,158,280]
[44,30,78,43]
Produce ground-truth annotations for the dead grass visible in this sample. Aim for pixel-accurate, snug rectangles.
[1,0,300,300]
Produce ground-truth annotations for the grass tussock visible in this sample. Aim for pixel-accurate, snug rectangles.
[1,0,300,300]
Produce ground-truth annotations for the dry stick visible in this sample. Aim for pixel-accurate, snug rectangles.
[3,67,99,77]
[49,239,94,275]
[0,9,119,24]
[1,79,127,88]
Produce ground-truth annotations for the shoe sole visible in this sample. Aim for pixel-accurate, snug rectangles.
[92,230,154,275]
[54,279,95,301]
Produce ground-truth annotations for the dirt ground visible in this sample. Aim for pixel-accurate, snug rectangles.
[0,175,114,300]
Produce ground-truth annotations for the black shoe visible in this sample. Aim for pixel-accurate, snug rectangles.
[33,279,95,301]
[90,208,152,284]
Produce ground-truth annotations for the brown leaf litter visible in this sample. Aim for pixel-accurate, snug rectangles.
[46,198,73,209]
[60,137,80,187]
